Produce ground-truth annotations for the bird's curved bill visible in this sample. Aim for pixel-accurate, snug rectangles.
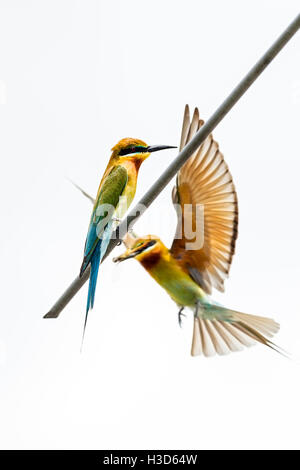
[113,240,156,263]
[113,250,137,263]
[146,145,177,153]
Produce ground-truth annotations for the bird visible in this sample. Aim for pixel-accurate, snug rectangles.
[79,137,176,340]
[112,105,282,357]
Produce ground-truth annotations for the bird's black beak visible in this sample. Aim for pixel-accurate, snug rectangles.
[113,251,137,263]
[146,145,177,153]
[113,245,146,263]
[113,240,157,263]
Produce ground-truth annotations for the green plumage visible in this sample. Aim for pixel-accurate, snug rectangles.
[94,165,128,219]
[82,165,128,266]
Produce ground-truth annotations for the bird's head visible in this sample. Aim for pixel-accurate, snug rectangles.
[111,138,176,164]
[113,232,165,264]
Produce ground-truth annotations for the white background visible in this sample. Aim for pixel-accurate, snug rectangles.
[0,0,300,450]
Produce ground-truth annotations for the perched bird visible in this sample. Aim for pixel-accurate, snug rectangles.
[113,106,282,357]
[80,138,176,337]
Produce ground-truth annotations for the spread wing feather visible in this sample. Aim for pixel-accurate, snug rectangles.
[170,105,238,294]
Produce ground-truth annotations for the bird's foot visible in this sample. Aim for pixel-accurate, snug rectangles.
[178,307,186,328]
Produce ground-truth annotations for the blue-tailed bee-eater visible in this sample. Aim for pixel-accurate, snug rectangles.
[79,138,176,336]
[113,105,282,357]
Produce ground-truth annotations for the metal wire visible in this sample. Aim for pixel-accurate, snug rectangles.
[44,13,300,318]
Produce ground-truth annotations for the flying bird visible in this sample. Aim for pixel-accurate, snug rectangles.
[80,138,176,338]
[113,106,282,357]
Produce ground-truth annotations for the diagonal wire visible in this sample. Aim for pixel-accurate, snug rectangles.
[44,13,300,319]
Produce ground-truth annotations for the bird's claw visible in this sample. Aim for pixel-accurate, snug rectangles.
[178,308,186,328]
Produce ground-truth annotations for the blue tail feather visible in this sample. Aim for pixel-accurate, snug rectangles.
[81,221,114,349]
[81,241,101,350]
[86,241,101,313]
[86,220,113,313]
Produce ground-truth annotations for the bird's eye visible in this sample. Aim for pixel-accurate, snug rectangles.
[119,146,135,156]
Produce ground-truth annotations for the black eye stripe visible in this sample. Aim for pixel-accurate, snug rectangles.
[146,240,156,249]
[119,145,148,156]
[136,240,156,254]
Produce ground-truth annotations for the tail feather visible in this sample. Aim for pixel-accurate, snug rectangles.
[229,311,279,336]
[80,221,114,349]
[191,304,281,357]
[210,320,249,351]
[217,320,255,348]
[81,241,101,349]
[86,242,101,312]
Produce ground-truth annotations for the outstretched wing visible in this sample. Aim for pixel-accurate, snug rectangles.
[170,105,238,294]
[80,165,128,274]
